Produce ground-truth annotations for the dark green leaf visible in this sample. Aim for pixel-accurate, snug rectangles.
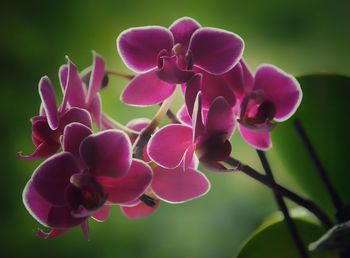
[271,74,350,216]
[236,210,337,258]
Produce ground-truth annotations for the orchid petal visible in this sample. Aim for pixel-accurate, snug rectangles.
[185,73,201,117]
[121,70,176,106]
[239,124,272,150]
[17,142,60,160]
[189,27,244,74]
[192,92,204,140]
[151,166,210,203]
[121,200,160,219]
[31,152,79,206]
[80,130,132,178]
[254,65,302,122]
[88,94,102,127]
[61,58,86,110]
[176,105,192,126]
[98,159,152,204]
[47,206,86,228]
[23,179,54,227]
[59,64,68,92]
[117,26,174,72]
[31,117,58,145]
[223,59,254,98]
[91,205,111,222]
[39,76,59,130]
[197,68,236,108]
[63,122,92,158]
[206,96,235,137]
[147,124,193,168]
[169,17,201,49]
[86,52,105,105]
[156,55,195,83]
[59,107,92,130]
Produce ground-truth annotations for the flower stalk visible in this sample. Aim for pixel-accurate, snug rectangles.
[224,156,334,229]
[257,150,309,258]
[294,119,347,222]
[133,92,175,159]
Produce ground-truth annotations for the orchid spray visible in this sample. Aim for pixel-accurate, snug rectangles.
[18,17,349,257]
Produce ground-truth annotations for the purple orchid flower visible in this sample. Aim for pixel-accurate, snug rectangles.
[117,17,244,106]
[148,91,235,172]
[23,125,152,238]
[119,118,210,219]
[17,76,92,160]
[237,64,302,150]
[59,52,106,127]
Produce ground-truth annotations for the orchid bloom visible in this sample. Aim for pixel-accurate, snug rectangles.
[148,91,235,172]
[23,125,152,238]
[117,17,244,106]
[59,52,106,127]
[119,118,210,219]
[17,76,92,160]
[237,64,302,150]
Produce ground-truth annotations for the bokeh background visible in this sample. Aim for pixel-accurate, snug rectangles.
[1,0,349,257]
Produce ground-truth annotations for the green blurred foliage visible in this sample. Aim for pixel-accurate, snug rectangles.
[272,75,350,217]
[237,210,337,258]
[1,0,349,257]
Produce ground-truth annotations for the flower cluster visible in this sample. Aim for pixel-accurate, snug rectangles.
[19,17,302,238]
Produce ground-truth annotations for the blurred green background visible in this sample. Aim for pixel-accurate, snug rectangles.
[1,0,349,257]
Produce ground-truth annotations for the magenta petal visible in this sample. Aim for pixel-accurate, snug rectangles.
[17,142,60,161]
[117,26,174,72]
[169,17,201,49]
[23,179,53,227]
[185,73,201,117]
[192,92,205,140]
[121,200,160,219]
[177,105,192,126]
[63,122,92,158]
[91,205,111,222]
[152,166,210,203]
[61,58,86,110]
[88,94,102,127]
[47,205,86,228]
[206,97,235,136]
[32,152,79,206]
[198,68,236,109]
[59,64,68,92]
[121,70,176,106]
[239,124,272,150]
[59,107,92,130]
[23,176,85,229]
[189,28,244,75]
[39,76,59,130]
[86,52,105,105]
[147,124,193,168]
[156,55,195,83]
[254,65,302,121]
[80,130,132,178]
[223,59,254,99]
[98,159,152,204]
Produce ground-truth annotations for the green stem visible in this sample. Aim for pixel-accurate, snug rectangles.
[224,156,333,229]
